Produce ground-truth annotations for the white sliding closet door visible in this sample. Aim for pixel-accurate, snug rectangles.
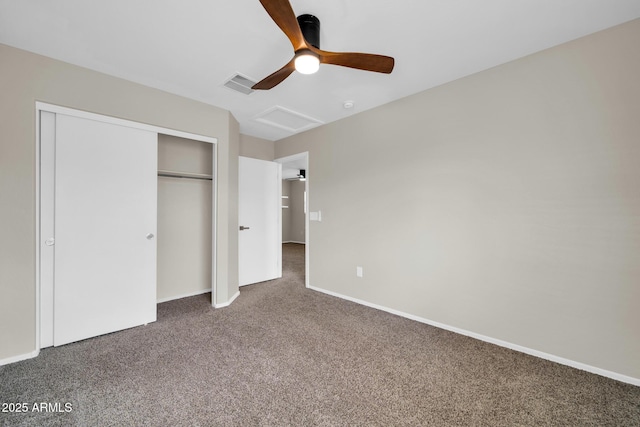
[53,114,157,346]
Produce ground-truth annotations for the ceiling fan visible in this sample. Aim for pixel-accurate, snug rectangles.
[252,0,395,90]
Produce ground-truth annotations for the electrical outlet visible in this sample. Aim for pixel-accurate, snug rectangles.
[356,266,363,278]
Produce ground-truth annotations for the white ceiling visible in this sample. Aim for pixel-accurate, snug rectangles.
[1,1,639,141]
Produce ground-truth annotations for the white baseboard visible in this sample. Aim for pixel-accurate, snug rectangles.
[0,349,39,367]
[214,290,240,308]
[157,289,211,304]
[308,285,640,387]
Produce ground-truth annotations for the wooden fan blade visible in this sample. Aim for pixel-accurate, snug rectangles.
[258,0,307,51]
[313,48,395,74]
[252,59,296,90]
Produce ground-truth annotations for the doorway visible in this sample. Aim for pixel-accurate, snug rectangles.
[157,135,214,303]
[238,156,282,287]
[275,152,309,288]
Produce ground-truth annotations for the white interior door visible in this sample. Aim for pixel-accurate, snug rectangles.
[238,156,281,286]
[53,114,157,346]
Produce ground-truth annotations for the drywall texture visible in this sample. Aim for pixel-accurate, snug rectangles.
[157,135,213,302]
[282,180,292,241]
[240,134,275,161]
[157,177,212,301]
[288,180,306,244]
[158,134,213,175]
[224,116,240,302]
[275,20,640,380]
[282,180,305,243]
[0,43,239,362]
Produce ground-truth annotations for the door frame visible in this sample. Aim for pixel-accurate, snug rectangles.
[35,102,218,351]
[275,152,310,288]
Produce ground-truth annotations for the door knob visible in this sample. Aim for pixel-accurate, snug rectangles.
[146,233,155,240]
[239,226,250,231]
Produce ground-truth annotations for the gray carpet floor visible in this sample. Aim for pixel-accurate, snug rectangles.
[1,243,639,426]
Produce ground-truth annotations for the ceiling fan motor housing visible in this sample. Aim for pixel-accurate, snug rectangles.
[297,14,320,49]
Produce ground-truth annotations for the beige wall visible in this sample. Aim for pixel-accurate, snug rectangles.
[282,180,305,243]
[240,134,275,161]
[224,116,240,302]
[158,134,213,175]
[288,180,306,244]
[0,44,239,362]
[275,20,640,380]
[282,180,292,241]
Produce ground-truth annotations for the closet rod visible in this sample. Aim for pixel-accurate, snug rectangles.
[158,170,213,181]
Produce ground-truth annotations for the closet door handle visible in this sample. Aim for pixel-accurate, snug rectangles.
[239,226,250,231]
[146,233,155,240]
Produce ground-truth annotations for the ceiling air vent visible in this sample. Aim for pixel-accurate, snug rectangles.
[223,74,256,95]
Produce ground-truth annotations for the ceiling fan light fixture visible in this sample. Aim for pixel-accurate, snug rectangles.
[294,51,320,75]
[252,1,394,89]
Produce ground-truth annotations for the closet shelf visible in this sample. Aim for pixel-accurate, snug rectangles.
[158,169,213,181]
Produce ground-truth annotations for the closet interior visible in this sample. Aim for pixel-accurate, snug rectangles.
[157,134,213,303]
